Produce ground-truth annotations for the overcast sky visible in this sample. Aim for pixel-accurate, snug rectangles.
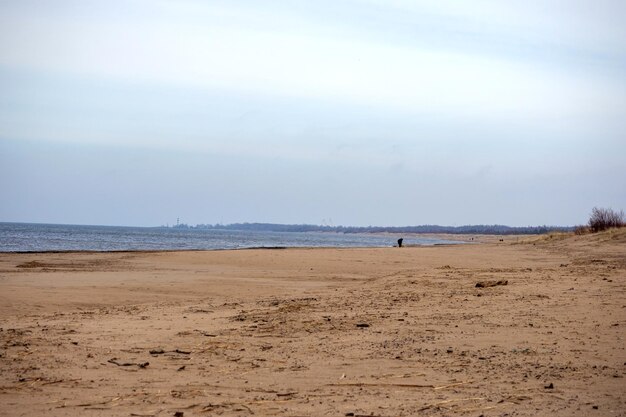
[1,0,625,227]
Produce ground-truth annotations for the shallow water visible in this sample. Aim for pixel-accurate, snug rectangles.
[0,222,463,252]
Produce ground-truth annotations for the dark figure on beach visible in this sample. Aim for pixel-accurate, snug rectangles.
[397,238,403,248]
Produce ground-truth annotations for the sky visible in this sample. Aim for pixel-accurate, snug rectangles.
[1,0,625,227]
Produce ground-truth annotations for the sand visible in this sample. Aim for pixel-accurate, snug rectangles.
[0,231,624,416]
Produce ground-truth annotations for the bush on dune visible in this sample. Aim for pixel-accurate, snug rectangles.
[588,207,625,233]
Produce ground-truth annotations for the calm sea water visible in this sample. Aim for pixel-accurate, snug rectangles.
[0,223,463,252]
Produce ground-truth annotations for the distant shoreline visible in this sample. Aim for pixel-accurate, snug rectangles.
[1,221,573,235]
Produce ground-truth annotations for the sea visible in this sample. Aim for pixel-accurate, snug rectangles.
[0,222,463,252]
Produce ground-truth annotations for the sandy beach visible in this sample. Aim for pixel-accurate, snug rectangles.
[0,231,624,416]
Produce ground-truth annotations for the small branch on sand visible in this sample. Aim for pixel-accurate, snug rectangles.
[249,399,292,405]
[331,380,473,390]
[202,402,253,413]
[41,378,81,386]
[276,391,298,397]
[56,396,122,408]
[107,358,149,368]
[330,382,434,388]
[130,410,163,417]
[458,405,501,412]
[149,348,191,355]
[475,280,508,288]
[433,380,474,390]
[504,395,532,404]
[347,414,385,417]
[21,377,81,388]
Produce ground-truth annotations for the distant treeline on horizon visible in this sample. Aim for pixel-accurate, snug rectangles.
[169,222,573,235]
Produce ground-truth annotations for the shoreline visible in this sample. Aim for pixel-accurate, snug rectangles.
[1,222,547,253]
[1,232,531,254]
[0,242,466,255]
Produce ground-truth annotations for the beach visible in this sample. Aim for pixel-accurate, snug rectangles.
[0,231,624,416]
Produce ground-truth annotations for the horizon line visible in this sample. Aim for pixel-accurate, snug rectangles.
[1,220,576,230]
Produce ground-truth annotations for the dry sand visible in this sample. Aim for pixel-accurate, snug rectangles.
[0,230,624,416]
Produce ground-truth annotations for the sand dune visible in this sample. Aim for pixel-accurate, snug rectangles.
[0,230,624,416]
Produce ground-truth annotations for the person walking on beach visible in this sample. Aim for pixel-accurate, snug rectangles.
[397,238,403,248]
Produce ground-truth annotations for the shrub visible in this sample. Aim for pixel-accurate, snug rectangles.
[588,207,625,232]
[574,225,589,235]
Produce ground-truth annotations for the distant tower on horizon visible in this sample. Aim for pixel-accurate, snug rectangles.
[176,218,180,227]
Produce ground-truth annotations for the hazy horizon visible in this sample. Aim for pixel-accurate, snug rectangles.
[0,219,576,229]
[2,1,625,228]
